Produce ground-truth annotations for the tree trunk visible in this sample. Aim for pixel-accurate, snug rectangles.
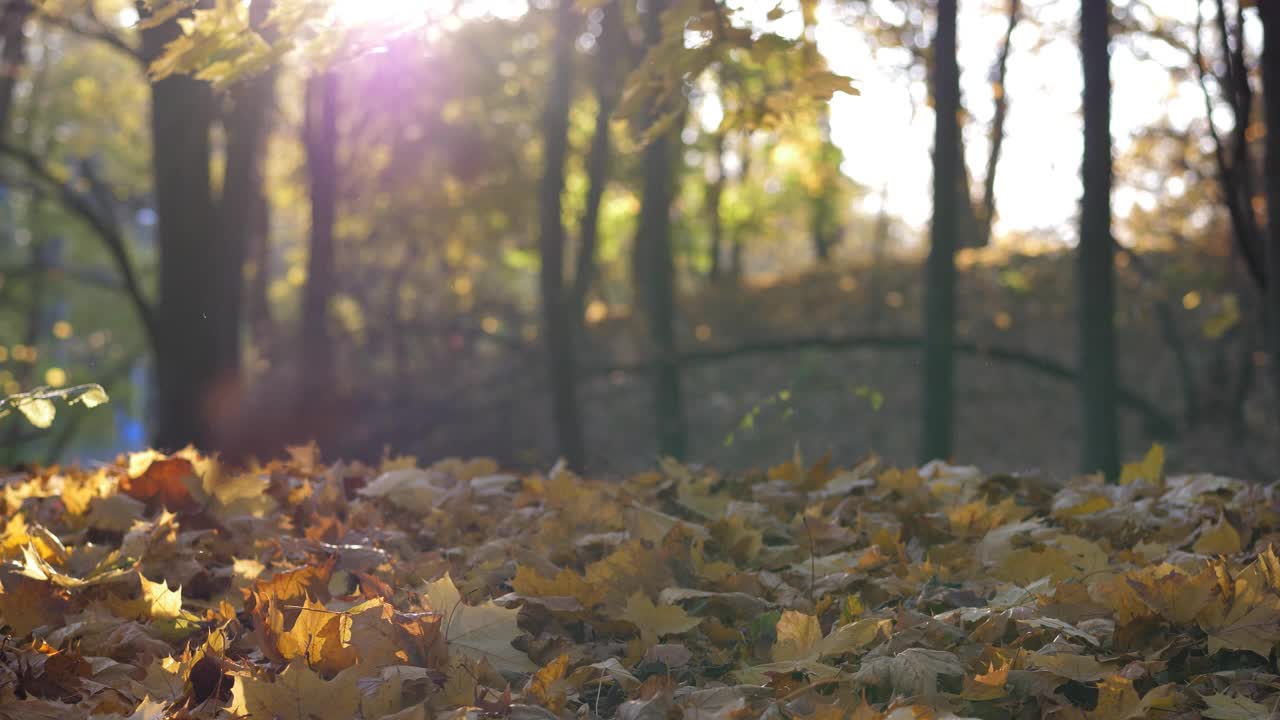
[728,137,750,281]
[1261,4,1280,421]
[810,194,834,264]
[976,0,1019,248]
[1079,0,1120,478]
[706,130,725,281]
[920,0,960,462]
[866,184,891,330]
[0,0,30,138]
[537,0,586,471]
[245,169,273,344]
[301,70,339,399]
[635,0,687,459]
[213,0,276,437]
[569,0,623,331]
[140,2,221,451]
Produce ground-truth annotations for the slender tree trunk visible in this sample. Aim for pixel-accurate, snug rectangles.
[0,0,30,138]
[537,0,586,471]
[636,0,686,459]
[866,184,892,330]
[140,2,220,451]
[976,0,1019,247]
[301,70,339,398]
[920,0,960,462]
[706,130,725,281]
[246,171,273,343]
[1079,0,1119,478]
[1192,2,1265,289]
[955,146,981,249]
[810,193,834,264]
[728,138,750,281]
[1261,4,1280,420]
[214,0,276,434]
[569,0,623,331]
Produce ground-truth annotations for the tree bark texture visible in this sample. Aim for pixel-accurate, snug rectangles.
[537,0,586,471]
[1078,0,1120,478]
[920,0,960,463]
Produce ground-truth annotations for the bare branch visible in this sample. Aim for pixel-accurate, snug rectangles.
[0,143,159,350]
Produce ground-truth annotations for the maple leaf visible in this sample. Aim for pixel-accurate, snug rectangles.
[619,592,701,642]
[772,610,823,662]
[1086,675,1142,720]
[1198,559,1280,656]
[525,654,570,712]
[1027,652,1113,682]
[1119,443,1165,486]
[1194,516,1244,556]
[1201,692,1272,719]
[120,454,202,514]
[421,572,535,673]
[229,661,362,720]
[357,665,437,719]
[276,597,357,674]
[961,659,1010,701]
[1127,563,1216,625]
[851,648,964,697]
[0,574,67,636]
[359,468,447,514]
[511,565,601,610]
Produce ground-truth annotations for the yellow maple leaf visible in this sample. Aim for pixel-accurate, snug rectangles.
[1194,517,1243,556]
[1127,564,1216,625]
[526,654,570,712]
[421,572,535,673]
[772,610,822,662]
[1087,675,1142,720]
[228,661,361,720]
[961,659,1011,701]
[277,597,357,674]
[1120,444,1165,485]
[1197,560,1280,656]
[619,592,701,643]
[1028,652,1113,682]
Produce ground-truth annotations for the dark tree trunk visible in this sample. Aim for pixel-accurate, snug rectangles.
[140,2,221,451]
[245,172,273,344]
[955,145,981,249]
[635,0,686,459]
[920,0,960,462]
[810,194,835,264]
[570,0,623,331]
[213,0,276,436]
[1079,0,1120,478]
[866,184,891,330]
[301,70,339,398]
[0,0,30,138]
[1261,4,1280,420]
[537,0,586,471]
[706,130,725,281]
[728,139,750,281]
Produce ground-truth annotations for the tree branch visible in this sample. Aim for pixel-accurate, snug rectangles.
[31,6,143,64]
[0,143,159,351]
[1194,0,1266,288]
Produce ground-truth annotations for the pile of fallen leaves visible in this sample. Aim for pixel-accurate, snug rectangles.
[0,444,1278,719]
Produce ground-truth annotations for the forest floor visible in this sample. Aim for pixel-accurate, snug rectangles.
[471,247,1279,481]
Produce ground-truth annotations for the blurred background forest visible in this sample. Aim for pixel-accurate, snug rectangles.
[1,0,1279,480]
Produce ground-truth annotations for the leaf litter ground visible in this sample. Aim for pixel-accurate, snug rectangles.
[0,444,1278,719]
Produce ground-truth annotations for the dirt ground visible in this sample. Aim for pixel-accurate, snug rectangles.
[397,249,1280,482]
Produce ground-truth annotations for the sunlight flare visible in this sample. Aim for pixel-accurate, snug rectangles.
[328,0,436,26]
